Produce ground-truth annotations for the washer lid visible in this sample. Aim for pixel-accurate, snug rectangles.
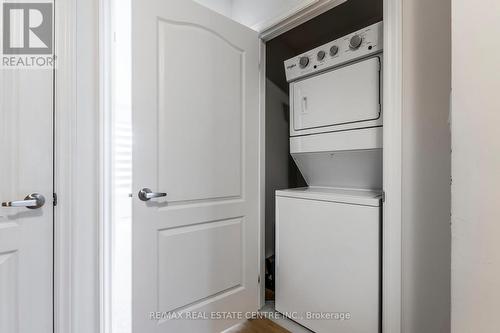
[275,187,382,207]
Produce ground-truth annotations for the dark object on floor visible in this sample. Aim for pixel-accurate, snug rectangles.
[265,288,275,301]
[265,255,275,291]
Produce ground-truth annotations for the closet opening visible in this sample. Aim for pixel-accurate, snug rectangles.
[263,0,383,331]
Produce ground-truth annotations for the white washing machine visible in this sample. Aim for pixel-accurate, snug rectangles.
[275,187,381,333]
[276,21,383,333]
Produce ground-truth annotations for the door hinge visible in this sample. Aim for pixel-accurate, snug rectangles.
[258,275,261,284]
[381,191,386,203]
[53,193,58,207]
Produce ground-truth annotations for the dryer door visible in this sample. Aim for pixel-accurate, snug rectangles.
[292,56,381,135]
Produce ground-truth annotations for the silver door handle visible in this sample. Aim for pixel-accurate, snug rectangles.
[138,188,167,202]
[1,193,46,209]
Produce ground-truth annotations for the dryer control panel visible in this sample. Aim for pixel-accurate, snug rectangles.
[284,21,383,82]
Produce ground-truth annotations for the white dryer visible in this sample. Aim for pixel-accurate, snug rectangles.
[284,21,384,189]
[285,21,383,138]
[289,54,382,137]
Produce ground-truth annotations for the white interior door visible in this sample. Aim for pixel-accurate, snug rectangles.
[132,0,260,332]
[0,70,53,331]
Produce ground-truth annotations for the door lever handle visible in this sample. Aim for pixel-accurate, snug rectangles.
[138,188,167,202]
[1,193,46,209]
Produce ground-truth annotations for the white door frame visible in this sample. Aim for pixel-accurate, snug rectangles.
[54,0,101,332]
[380,1,403,332]
[52,0,403,332]
[257,1,403,333]
[53,0,77,331]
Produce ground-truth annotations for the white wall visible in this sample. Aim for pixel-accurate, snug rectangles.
[231,0,312,29]
[193,0,314,30]
[451,1,500,332]
[192,0,232,17]
[401,0,451,331]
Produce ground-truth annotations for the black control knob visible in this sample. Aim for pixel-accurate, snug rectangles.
[317,50,326,61]
[299,56,309,68]
[349,34,363,50]
[329,45,339,56]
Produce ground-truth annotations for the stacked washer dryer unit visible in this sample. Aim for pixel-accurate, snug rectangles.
[275,22,384,333]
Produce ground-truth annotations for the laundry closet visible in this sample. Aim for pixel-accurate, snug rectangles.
[148,0,451,332]
[263,1,383,332]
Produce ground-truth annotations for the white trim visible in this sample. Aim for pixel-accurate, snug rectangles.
[258,0,348,41]
[54,0,101,332]
[258,39,266,308]
[382,0,402,332]
[99,0,113,332]
[54,0,77,331]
